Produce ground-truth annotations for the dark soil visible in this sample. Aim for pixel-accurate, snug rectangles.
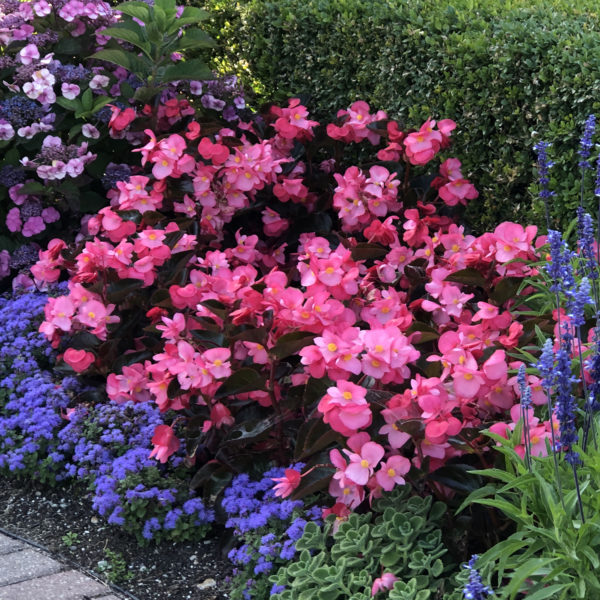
[0,476,232,600]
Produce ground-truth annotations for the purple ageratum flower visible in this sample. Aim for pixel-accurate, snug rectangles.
[463,555,493,599]
[579,114,596,170]
[142,517,161,540]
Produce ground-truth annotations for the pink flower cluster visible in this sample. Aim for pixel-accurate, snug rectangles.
[327,101,387,145]
[33,99,546,503]
[333,165,401,232]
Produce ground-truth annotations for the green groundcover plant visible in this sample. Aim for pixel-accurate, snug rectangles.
[460,433,600,600]
[268,485,466,600]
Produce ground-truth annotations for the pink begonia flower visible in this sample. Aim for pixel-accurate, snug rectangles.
[149,424,180,463]
[77,299,110,328]
[272,468,302,498]
[439,157,463,180]
[489,404,553,459]
[6,207,22,232]
[344,441,385,486]
[22,216,45,237]
[210,403,234,429]
[318,381,372,436]
[18,43,39,65]
[63,348,95,372]
[42,207,60,223]
[203,347,232,379]
[243,341,269,364]
[61,82,80,99]
[375,455,411,491]
[262,207,290,237]
[371,573,398,596]
[46,295,75,331]
[82,123,100,139]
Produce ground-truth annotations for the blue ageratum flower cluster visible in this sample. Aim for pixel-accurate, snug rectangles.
[57,401,214,544]
[0,289,214,544]
[222,466,322,600]
[0,289,75,481]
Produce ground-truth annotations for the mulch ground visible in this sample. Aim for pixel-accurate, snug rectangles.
[0,476,232,600]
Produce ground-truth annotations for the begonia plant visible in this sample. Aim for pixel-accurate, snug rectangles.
[32,97,549,513]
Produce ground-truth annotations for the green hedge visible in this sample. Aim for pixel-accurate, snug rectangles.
[202,0,600,233]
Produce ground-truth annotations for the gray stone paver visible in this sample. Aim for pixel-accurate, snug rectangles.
[0,569,109,600]
[0,534,24,555]
[0,548,61,586]
[0,532,125,599]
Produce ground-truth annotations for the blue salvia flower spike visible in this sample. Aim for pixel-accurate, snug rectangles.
[536,338,564,507]
[517,364,532,471]
[556,327,585,522]
[576,210,599,308]
[534,140,556,230]
[578,114,596,171]
[463,555,493,599]
[578,115,596,213]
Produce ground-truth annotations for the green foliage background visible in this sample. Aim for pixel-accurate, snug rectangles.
[200,0,600,234]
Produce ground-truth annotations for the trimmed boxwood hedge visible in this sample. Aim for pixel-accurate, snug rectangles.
[202,0,600,233]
